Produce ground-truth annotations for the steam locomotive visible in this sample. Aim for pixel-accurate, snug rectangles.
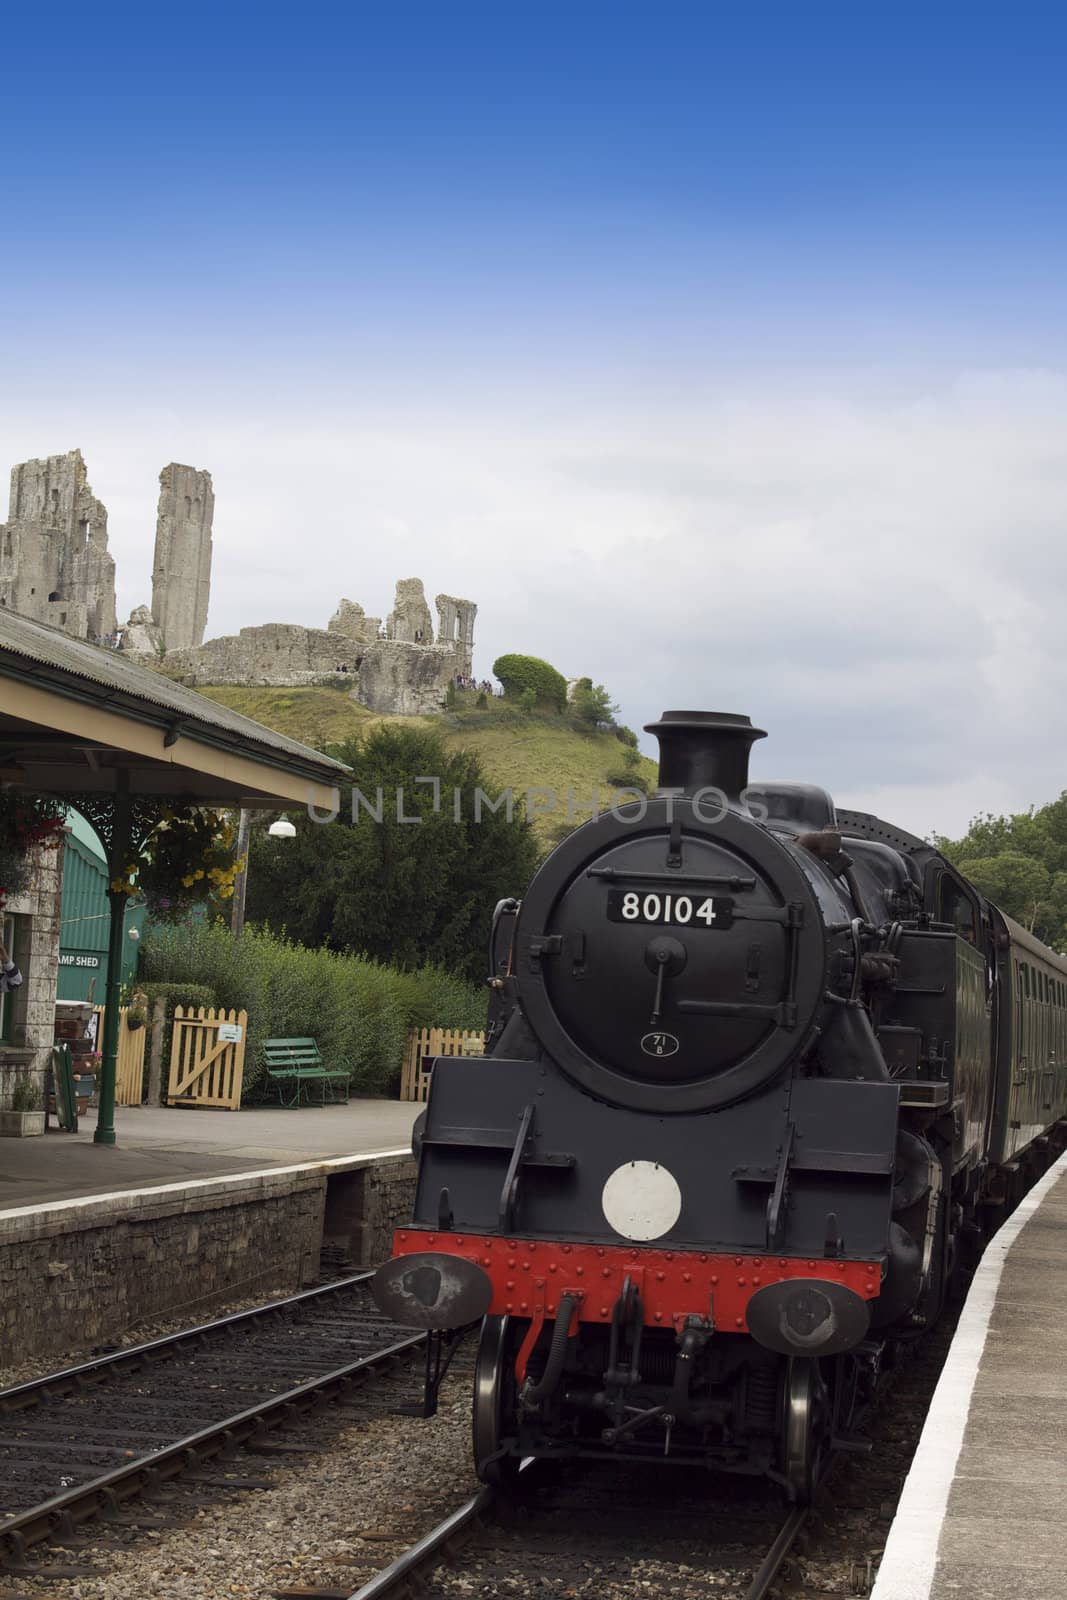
[372,711,1067,1500]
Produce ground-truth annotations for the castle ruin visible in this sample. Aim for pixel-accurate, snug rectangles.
[0,451,117,639]
[0,449,478,718]
[152,463,214,651]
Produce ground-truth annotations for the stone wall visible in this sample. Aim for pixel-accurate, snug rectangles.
[0,1168,326,1366]
[163,622,362,687]
[151,463,214,651]
[0,451,116,640]
[0,1154,416,1368]
[387,577,435,643]
[143,576,476,716]
[357,640,458,715]
[0,839,65,1110]
[435,593,477,677]
[322,1155,417,1267]
[329,598,381,645]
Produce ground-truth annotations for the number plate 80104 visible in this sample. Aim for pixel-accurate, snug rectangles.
[605,889,734,929]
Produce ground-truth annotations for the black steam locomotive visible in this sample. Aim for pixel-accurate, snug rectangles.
[372,711,1067,1500]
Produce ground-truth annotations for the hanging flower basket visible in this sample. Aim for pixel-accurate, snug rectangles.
[111,806,244,923]
[0,793,68,911]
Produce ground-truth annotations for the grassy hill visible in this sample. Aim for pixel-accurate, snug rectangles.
[197,685,657,846]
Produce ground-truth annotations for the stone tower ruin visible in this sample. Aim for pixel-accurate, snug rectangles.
[151,463,214,651]
[0,450,116,639]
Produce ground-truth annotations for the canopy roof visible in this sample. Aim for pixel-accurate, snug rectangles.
[0,611,348,810]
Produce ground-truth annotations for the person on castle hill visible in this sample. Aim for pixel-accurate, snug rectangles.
[0,943,22,995]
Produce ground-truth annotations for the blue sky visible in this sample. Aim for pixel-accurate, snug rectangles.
[2,3,1067,833]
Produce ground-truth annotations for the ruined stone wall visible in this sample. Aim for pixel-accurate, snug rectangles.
[328,598,381,644]
[0,451,116,639]
[357,640,458,715]
[151,463,214,651]
[162,622,362,687]
[386,577,435,643]
[148,577,476,714]
[436,593,477,677]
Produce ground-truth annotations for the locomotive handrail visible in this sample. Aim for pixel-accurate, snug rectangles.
[587,865,757,888]
[497,1102,535,1231]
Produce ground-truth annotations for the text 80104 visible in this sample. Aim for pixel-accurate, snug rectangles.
[606,890,734,929]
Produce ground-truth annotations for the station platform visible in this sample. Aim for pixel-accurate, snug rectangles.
[872,1149,1067,1600]
[0,1098,422,1210]
[0,1100,424,1371]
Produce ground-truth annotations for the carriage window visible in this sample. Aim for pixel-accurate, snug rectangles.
[1024,966,1031,998]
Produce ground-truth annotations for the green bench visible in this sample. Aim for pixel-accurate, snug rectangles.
[263,1037,349,1108]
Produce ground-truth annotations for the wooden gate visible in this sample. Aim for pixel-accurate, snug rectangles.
[166,1006,247,1110]
[90,1005,149,1107]
[401,1027,485,1102]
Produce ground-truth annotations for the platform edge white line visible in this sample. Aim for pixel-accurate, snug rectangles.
[869,1147,1067,1600]
[0,1147,413,1223]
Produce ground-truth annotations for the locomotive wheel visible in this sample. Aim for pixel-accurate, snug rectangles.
[472,1316,520,1486]
[781,1358,830,1504]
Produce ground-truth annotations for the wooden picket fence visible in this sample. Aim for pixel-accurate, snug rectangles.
[166,1006,248,1111]
[401,1027,486,1102]
[90,1005,148,1107]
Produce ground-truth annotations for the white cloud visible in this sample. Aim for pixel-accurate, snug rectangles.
[2,366,1065,837]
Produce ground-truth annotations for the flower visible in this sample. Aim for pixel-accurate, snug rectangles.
[0,792,67,909]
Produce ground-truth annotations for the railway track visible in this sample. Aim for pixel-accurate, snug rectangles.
[0,1274,424,1574]
[299,1461,812,1600]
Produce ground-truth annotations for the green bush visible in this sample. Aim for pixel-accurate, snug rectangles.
[140,922,485,1101]
[518,686,537,713]
[492,653,568,711]
[139,981,218,1016]
[569,677,619,728]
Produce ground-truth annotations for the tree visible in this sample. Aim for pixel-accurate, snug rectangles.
[938,795,1067,948]
[246,726,540,982]
[492,653,568,711]
[570,677,620,728]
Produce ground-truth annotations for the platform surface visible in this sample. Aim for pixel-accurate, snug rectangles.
[0,1099,422,1210]
[872,1150,1067,1600]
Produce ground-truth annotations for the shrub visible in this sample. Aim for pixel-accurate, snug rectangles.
[615,724,639,748]
[12,1077,41,1112]
[140,922,485,1101]
[570,677,619,728]
[492,653,568,711]
[518,686,537,713]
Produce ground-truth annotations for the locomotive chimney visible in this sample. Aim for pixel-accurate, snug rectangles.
[644,710,767,802]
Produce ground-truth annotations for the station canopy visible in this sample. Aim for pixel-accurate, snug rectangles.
[0,610,348,811]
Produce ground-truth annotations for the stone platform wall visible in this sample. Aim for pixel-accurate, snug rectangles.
[0,1153,416,1368]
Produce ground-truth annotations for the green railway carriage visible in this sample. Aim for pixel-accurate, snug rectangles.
[990,912,1067,1165]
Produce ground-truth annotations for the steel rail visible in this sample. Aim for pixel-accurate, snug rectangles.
[743,1504,809,1600]
[341,1467,808,1600]
[0,1289,423,1565]
[0,1272,374,1414]
[347,1481,498,1599]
